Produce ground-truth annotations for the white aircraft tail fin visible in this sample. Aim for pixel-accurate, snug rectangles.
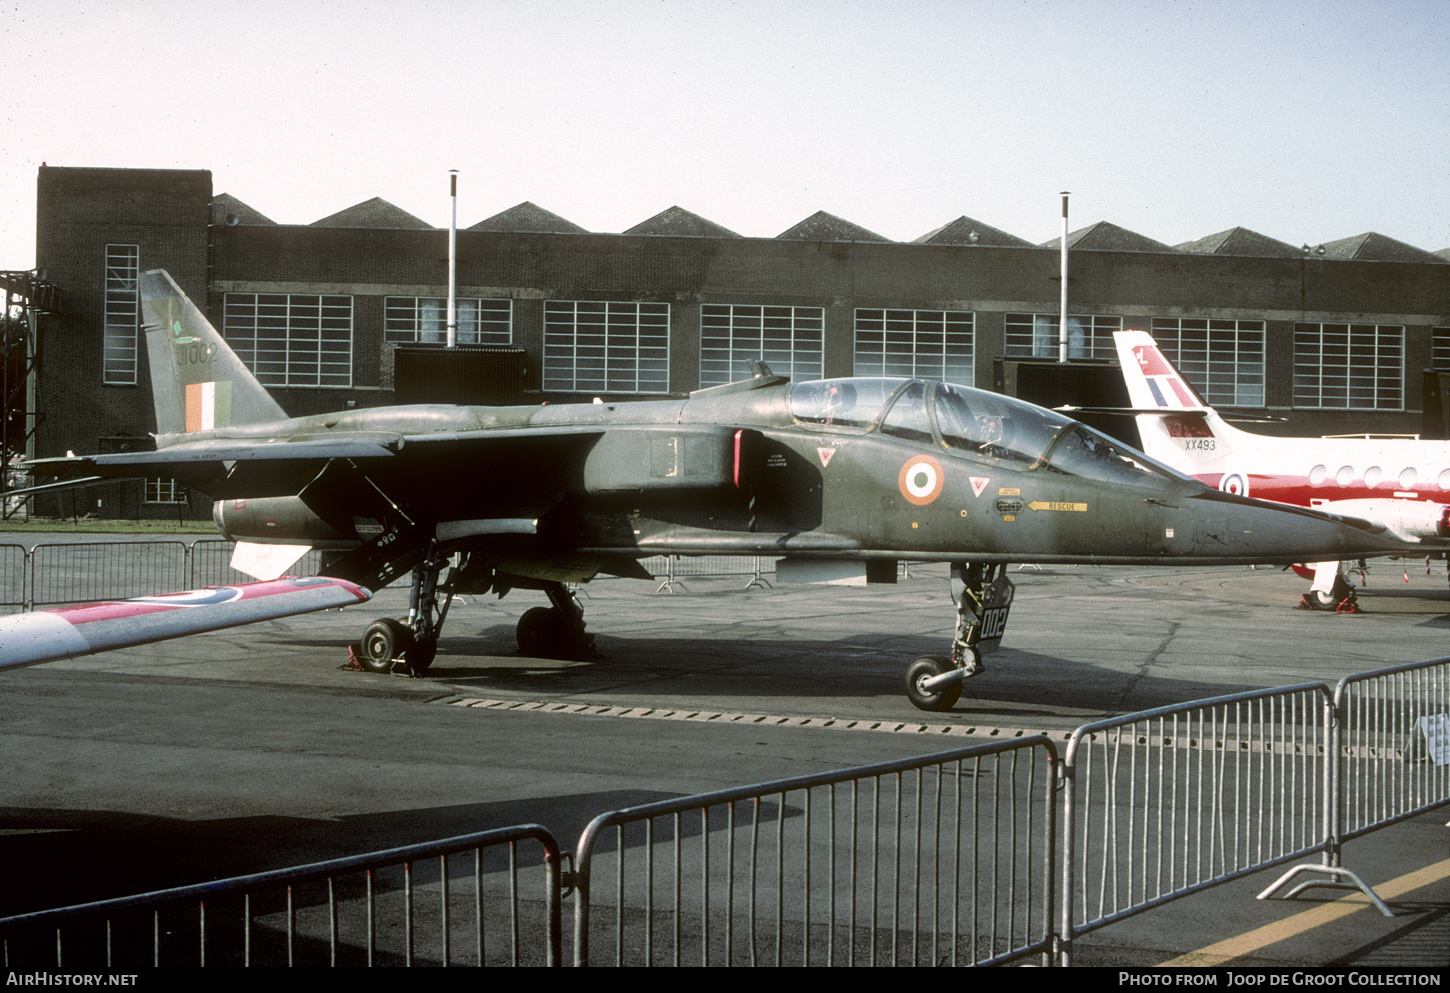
[1114,330,1210,411]
[140,270,287,442]
[1114,330,1243,477]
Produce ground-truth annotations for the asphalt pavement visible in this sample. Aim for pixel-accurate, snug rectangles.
[1,539,1448,969]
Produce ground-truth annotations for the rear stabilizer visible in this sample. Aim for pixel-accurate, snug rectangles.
[141,270,286,440]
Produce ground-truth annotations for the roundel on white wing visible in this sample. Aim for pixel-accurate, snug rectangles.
[1219,472,1249,497]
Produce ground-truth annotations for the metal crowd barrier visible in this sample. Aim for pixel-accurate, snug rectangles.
[649,554,775,592]
[571,737,1057,967]
[1335,657,1450,840]
[1259,657,1450,913]
[1058,684,1333,965]
[0,539,324,611]
[0,825,562,968]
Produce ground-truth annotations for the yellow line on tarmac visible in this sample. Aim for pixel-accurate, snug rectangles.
[1160,858,1450,968]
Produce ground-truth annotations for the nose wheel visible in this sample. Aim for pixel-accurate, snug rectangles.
[902,562,1010,712]
[905,655,962,711]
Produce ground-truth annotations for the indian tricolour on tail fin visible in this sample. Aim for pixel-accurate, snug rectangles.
[1113,329,1250,490]
[140,269,286,442]
[140,271,306,580]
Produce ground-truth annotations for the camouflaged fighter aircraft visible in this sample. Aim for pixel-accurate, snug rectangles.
[18,271,1422,710]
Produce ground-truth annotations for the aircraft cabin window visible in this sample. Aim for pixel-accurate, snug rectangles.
[791,378,904,432]
[1042,425,1182,486]
[879,381,934,444]
[933,383,1066,466]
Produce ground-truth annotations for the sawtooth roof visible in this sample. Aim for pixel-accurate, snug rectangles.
[625,206,741,238]
[1173,227,1302,258]
[212,193,277,226]
[1315,232,1449,264]
[913,216,1034,247]
[216,186,1449,261]
[776,211,890,243]
[468,201,588,234]
[1041,221,1173,253]
[311,197,433,229]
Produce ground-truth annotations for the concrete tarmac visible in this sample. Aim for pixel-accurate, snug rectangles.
[2,543,1448,968]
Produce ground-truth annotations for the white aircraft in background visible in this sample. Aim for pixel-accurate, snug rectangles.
[1113,329,1450,609]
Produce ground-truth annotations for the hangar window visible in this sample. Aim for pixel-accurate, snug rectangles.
[544,301,669,393]
[144,478,188,504]
[103,245,140,386]
[223,293,354,388]
[1004,314,1121,360]
[1148,319,1265,407]
[854,309,974,382]
[384,297,512,345]
[1432,327,1450,369]
[1292,324,1403,410]
[699,304,823,388]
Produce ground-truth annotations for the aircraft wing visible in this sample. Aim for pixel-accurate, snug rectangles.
[0,577,371,671]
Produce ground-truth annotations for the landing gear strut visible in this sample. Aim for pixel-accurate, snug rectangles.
[904,562,1014,712]
[356,544,452,675]
[1295,561,1358,613]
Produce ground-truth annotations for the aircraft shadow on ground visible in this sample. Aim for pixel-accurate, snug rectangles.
[410,626,1346,718]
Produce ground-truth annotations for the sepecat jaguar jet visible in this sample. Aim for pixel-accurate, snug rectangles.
[19,271,1422,710]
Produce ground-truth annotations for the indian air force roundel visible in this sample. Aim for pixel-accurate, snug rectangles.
[899,455,945,505]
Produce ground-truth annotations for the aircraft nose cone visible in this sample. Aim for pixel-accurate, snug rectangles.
[1185,491,1417,563]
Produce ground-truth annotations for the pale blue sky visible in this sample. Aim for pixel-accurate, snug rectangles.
[2,0,1446,272]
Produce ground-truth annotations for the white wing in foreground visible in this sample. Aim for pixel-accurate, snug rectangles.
[0,577,371,670]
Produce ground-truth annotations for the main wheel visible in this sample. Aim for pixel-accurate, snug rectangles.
[905,655,961,712]
[360,618,412,673]
[516,606,558,657]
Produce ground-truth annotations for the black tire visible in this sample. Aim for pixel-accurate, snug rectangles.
[516,606,556,657]
[904,655,961,712]
[360,618,412,673]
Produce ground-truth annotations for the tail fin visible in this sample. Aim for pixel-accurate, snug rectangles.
[1113,330,1239,476]
[1114,329,1209,411]
[140,270,286,440]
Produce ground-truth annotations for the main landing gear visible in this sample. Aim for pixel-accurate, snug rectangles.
[514,582,594,659]
[1294,561,1359,613]
[355,545,451,675]
[352,549,597,675]
[904,562,1014,712]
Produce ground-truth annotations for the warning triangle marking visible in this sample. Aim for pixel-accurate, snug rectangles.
[970,476,990,497]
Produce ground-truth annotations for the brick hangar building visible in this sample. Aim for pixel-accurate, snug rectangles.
[27,165,1450,519]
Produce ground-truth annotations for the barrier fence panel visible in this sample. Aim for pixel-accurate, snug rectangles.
[1336,657,1450,843]
[27,541,191,609]
[649,555,777,591]
[1059,684,1331,964]
[571,738,1057,967]
[0,543,26,611]
[0,825,562,968]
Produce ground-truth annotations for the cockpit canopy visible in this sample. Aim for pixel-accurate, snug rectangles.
[790,377,1183,486]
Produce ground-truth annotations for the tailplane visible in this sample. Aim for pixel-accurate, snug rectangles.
[140,270,286,441]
